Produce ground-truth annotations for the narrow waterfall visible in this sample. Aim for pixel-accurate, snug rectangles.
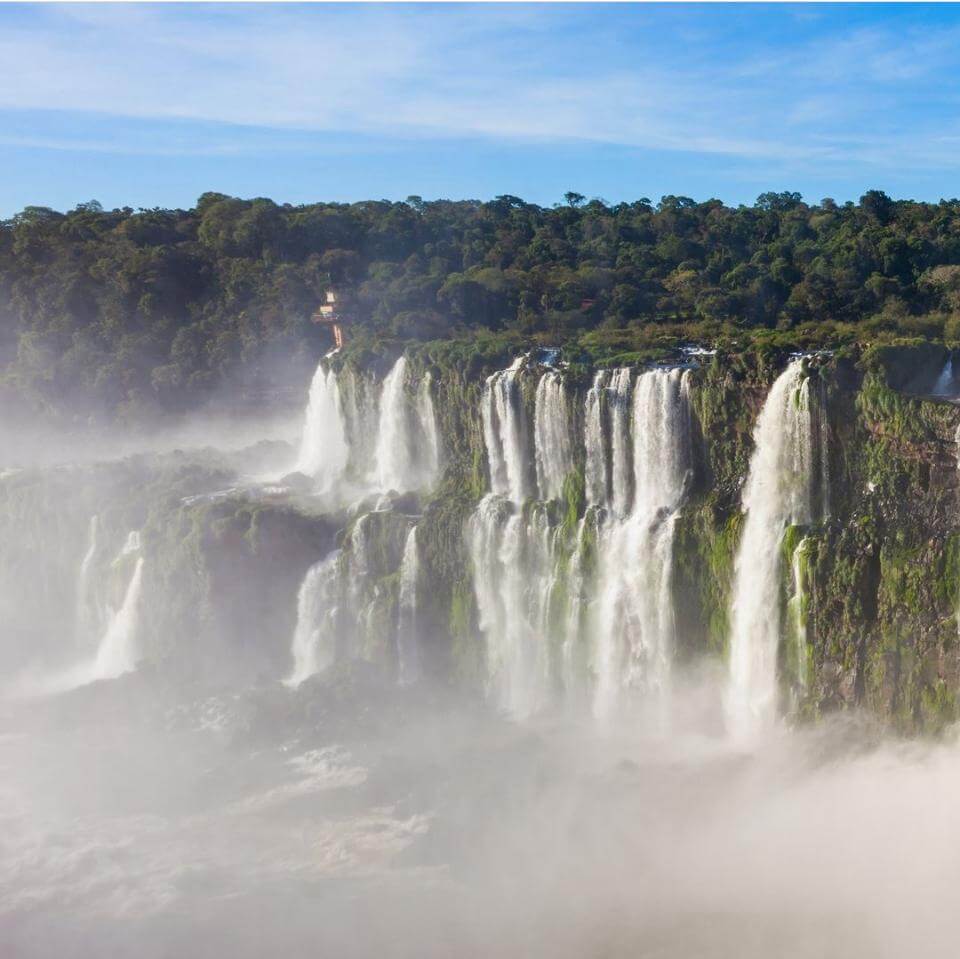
[592,369,693,722]
[417,372,441,485]
[468,496,556,718]
[560,511,599,708]
[786,535,811,698]
[286,551,342,686]
[933,356,956,397]
[609,368,634,518]
[75,515,99,645]
[396,526,420,684]
[481,357,531,503]
[726,359,817,741]
[584,371,610,507]
[296,363,349,490]
[534,370,573,501]
[375,357,414,492]
[91,555,144,681]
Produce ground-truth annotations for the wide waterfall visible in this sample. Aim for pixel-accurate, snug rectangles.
[470,361,694,721]
[295,363,349,490]
[297,355,440,497]
[592,368,693,722]
[396,526,421,685]
[286,551,342,686]
[726,359,818,741]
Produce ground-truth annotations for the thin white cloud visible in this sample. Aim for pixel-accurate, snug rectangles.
[0,3,956,174]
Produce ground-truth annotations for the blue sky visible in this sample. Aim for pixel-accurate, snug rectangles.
[2,3,960,215]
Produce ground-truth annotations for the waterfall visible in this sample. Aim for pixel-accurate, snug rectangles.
[417,372,441,485]
[375,357,414,492]
[75,515,99,645]
[592,369,693,722]
[468,495,556,718]
[373,357,441,493]
[481,357,531,503]
[726,359,817,741]
[397,526,421,685]
[584,371,610,507]
[534,370,573,501]
[933,357,955,397]
[296,363,349,490]
[786,536,811,698]
[286,551,342,686]
[91,555,144,681]
[609,368,634,518]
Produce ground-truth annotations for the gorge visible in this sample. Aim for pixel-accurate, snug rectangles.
[4,338,960,957]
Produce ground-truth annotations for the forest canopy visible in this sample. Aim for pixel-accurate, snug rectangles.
[3,189,960,421]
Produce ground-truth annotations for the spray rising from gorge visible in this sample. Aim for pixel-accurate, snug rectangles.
[5,339,960,959]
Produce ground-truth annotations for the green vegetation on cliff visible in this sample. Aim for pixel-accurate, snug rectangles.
[7,190,960,421]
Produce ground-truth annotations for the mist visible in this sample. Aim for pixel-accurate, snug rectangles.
[3,673,959,959]
[3,348,959,959]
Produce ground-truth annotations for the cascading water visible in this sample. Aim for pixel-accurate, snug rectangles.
[584,371,610,507]
[726,359,818,742]
[396,526,421,685]
[591,368,693,723]
[608,368,634,518]
[534,370,573,501]
[468,496,556,718]
[481,357,531,503]
[375,357,415,493]
[91,555,145,681]
[417,373,441,484]
[296,362,349,490]
[286,551,342,687]
[933,356,956,397]
[786,535,811,698]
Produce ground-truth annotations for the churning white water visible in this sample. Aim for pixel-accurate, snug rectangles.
[286,551,341,687]
[726,360,817,741]
[592,368,693,723]
[296,364,349,490]
[397,525,421,685]
[481,357,531,503]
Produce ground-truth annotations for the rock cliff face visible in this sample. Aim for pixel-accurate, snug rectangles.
[4,343,960,732]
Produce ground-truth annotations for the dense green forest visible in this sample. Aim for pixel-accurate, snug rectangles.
[4,188,960,422]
